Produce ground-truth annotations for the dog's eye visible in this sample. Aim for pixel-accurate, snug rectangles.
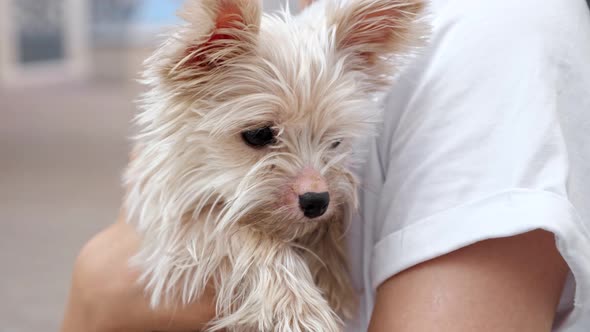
[241,126,276,148]
[331,140,342,149]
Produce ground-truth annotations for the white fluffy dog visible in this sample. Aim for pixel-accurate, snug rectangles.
[125,0,425,330]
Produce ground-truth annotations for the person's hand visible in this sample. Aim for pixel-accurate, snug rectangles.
[60,215,216,332]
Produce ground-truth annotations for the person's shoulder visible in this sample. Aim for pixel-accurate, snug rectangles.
[431,0,586,23]
[429,0,589,43]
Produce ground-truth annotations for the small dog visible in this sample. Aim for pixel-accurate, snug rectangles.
[125,0,425,330]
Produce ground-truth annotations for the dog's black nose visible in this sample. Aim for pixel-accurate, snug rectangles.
[299,192,330,219]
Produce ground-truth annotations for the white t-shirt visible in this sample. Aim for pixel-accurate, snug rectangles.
[346,0,590,331]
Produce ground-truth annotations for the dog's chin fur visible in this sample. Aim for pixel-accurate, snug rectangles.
[124,0,427,331]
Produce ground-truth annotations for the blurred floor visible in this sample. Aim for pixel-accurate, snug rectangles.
[0,52,145,331]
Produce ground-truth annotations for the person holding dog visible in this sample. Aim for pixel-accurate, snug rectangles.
[61,0,590,331]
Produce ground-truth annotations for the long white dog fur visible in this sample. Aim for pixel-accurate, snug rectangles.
[125,0,426,330]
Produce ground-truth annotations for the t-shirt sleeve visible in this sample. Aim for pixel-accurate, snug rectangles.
[366,0,590,329]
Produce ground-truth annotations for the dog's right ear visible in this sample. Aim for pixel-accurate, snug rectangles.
[327,0,426,91]
[154,0,262,83]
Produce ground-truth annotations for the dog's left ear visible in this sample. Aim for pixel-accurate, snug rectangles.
[328,0,426,90]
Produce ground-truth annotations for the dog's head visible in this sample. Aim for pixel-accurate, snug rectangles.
[127,0,425,240]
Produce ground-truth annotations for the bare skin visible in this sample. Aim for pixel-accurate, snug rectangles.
[60,216,216,332]
[368,230,568,332]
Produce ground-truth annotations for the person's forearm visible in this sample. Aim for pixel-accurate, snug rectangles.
[60,221,216,332]
[61,287,94,332]
[368,230,568,332]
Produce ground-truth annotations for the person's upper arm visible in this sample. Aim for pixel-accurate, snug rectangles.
[357,0,590,330]
[368,230,568,332]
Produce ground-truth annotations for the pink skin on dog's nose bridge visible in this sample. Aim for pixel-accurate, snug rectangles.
[293,168,328,195]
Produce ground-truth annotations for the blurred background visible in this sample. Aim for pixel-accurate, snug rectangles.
[0,0,295,331]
